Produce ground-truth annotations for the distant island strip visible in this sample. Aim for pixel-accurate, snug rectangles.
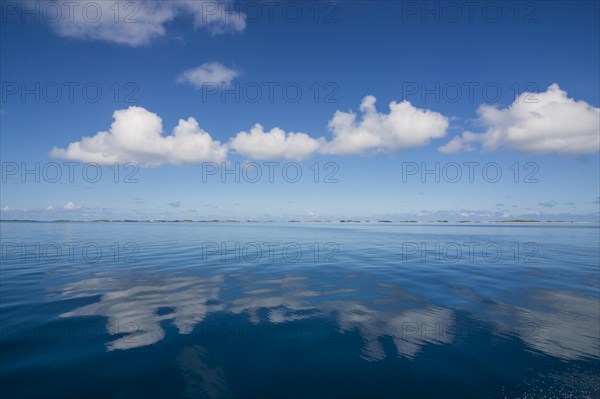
[0,219,591,224]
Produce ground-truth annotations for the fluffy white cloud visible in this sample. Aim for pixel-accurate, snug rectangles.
[228,96,448,160]
[321,96,449,155]
[177,62,239,88]
[54,87,594,164]
[51,106,227,166]
[63,201,82,210]
[45,202,82,211]
[440,84,600,155]
[46,1,246,46]
[229,124,324,160]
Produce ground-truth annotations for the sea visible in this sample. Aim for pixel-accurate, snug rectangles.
[1,221,599,398]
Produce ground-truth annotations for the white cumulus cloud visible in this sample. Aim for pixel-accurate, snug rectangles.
[45,202,82,211]
[63,201,82,210]
[177,62,239,88]
[61,89,600,164]
[440,83,600,155]
[321,96,449,155]
[50,106,227,166]
[46,0,246,46]
[229,124,324,160]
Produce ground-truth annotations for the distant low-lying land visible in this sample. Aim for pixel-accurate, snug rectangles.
[0,219,592,224]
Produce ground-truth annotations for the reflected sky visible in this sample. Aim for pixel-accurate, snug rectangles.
[53,267,599,362]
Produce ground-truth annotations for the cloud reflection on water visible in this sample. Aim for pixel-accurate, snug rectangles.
[55,270,599,362]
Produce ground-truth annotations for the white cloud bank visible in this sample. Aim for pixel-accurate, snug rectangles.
[51,96,448,164]
[51,107,227,166]
[177,62,239,88]
[229,124,324,160]
[51,85,597,165]
[440,84,600,155]
[229,96,449,159]
[322,96,449,155]
[46,1,246,46]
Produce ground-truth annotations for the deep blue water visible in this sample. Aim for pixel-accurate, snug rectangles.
[1,222,599,398]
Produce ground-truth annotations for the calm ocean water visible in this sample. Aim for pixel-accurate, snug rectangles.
[0,222,598,398]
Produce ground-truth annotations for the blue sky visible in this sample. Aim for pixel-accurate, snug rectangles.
[1,0,599,221]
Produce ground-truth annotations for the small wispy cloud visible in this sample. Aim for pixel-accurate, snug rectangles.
[177,62,239,88]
